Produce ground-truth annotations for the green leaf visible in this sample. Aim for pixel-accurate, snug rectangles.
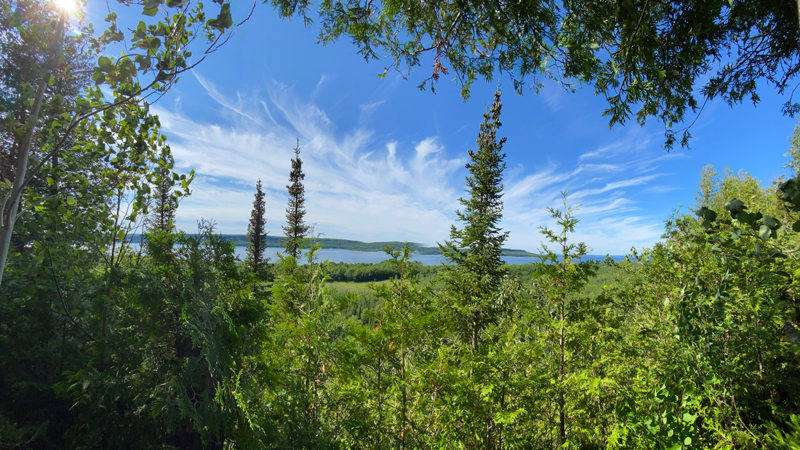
[48,74,55,85]
[724,199,745,213]
[66,196,76,206]
[754,242,762,257]
[92,71,106,85]
[207,3,233,31]
[149,37,162,51]
[684,437,692,445]
[763,215,781,230]
[758,224,771,240]
[731,228,741,240]
[735,211,760,225]
[696,206,717,222]
[98,56,113,71]
[153,22,170,36]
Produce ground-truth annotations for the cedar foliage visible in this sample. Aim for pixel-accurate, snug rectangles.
[246,178,268,276]
[282,139,310,259]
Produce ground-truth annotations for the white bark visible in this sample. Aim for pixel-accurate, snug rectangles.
[0,20,63,288]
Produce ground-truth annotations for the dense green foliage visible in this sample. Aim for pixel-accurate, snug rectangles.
[4,51,800,447]
[3,2,800,445]
[5,118,800,448]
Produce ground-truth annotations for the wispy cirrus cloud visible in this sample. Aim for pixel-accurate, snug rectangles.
[156,74,465,245]
[156,73,682,254]
[577,128,654,162]
[500,128,685,254]
[643,185,681,194]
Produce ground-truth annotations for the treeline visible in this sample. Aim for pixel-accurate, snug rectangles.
[327,261,554,283]
[328,260,422,282]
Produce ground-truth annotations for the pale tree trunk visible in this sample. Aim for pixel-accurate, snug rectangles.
[0,19,63,289]
[0,77,50,288]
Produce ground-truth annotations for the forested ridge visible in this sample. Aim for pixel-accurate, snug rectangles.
[125,235,540,257]
[3,0,800,448]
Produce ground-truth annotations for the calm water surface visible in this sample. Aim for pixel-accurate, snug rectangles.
[236,247,626,266]
[129,243,625,265]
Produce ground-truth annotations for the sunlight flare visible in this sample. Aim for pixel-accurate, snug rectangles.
[53,0,79,15]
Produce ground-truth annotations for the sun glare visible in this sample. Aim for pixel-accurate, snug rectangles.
[54,0,79,15]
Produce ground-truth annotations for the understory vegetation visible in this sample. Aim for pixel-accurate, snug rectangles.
[3,0,800,447]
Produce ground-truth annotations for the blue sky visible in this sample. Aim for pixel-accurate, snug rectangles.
[89,2,799,254]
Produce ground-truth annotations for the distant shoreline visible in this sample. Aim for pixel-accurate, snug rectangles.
[127,234,540,257]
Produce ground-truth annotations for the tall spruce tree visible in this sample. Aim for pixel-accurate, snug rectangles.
[246,179,268,275]
[439,89,509,352]
[282,139,310,259]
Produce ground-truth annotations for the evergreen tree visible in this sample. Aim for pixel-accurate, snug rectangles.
[533,194,595,447]
[148,150,178,232]
[439,89,509,352]
[246,179,268,276]
[435,89,511,449]
[282,139,310,259]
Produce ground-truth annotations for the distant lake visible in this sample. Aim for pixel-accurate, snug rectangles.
[237,247,627,266]
[128,243,626,265]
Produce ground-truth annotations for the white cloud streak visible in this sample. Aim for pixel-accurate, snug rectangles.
[157,76,465,245]
[157,74,678,254]
[500,128,680,254]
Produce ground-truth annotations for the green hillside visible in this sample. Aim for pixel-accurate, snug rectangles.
[127,234,539,256]
[217,235,538,257]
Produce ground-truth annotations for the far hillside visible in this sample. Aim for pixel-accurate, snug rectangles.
[127,234,539,257]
